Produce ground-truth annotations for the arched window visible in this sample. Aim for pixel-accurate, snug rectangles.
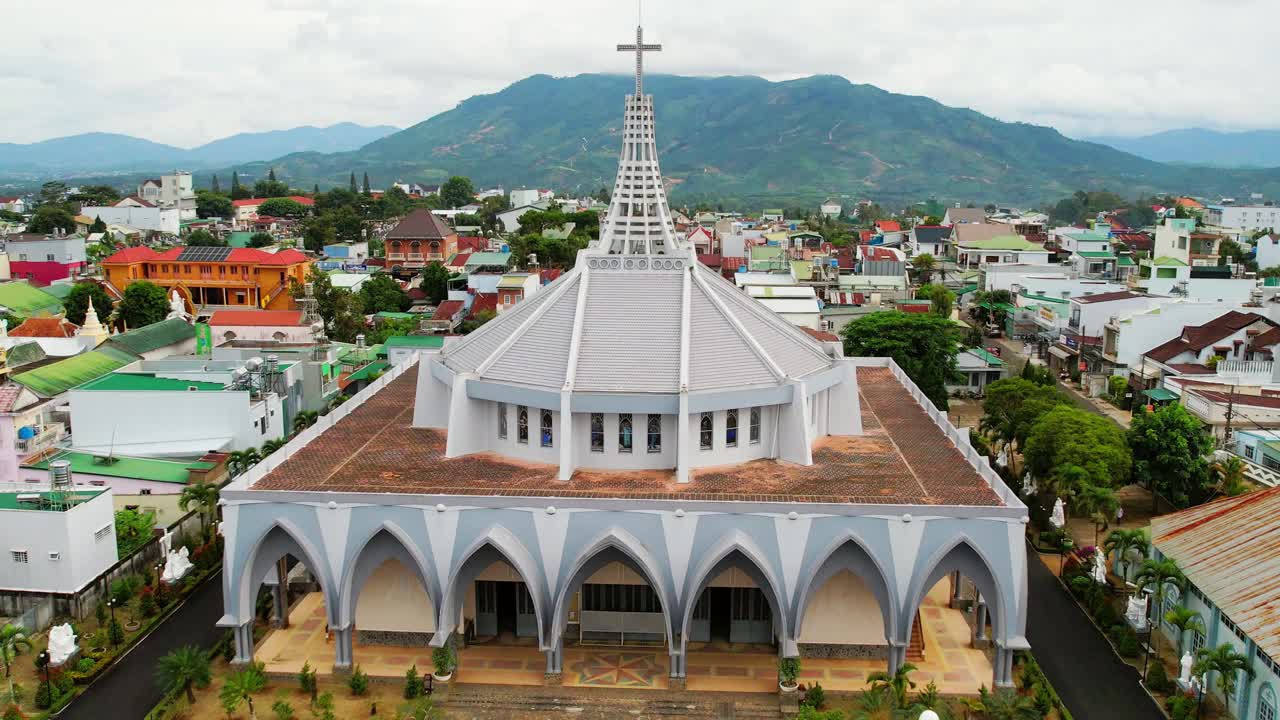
[749,408,761,444]
[726,409,738,448]
[517,406,528,444]
[589,413,604,452]
[618,414,633,453]
[699,413,713,450]
[540,410,553,448]
[272,331,287,341]
[497,402,507,439]
[647,415,661,453]
[1259,685,1276,720]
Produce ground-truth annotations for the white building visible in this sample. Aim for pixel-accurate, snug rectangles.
[209,310,317,344]
[138,172,197,221]
[1102,300,1261,370]
[80,198,180,235]
[510,188,552,209]
[819,199,842,218]
[1254,233,1280,269]
[1206,204,1280,233]
[497,203,551,234]
[0,477,117,596]
[746,285,822,329]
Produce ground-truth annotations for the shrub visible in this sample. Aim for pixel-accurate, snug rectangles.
[1113,628,1140,658]
[138,587,158,618]
[431,645,454,677]
[314,692,336,720]
[75,658,95,673]
[54,672,74,696]
[802,681,825,709]
[33,682,51,711]
[404,664,423,699]
[109,575,142,606]
[1033,682,1054,715]
[297,661,316,695]
[795,707,844,720]
[1167,693,1196,720]
[778,657,800,686]
[349,665,369,696]
[1146,660,1172,693]
[1094,600,1120,630]
[107,618,124,646]
[271,698,296,720]
[2,704,25,720]
[94,602,107,626]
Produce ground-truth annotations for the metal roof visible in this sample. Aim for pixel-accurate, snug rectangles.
[1152,487,1280,659]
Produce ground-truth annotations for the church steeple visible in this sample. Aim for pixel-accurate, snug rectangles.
[594,19,682,256]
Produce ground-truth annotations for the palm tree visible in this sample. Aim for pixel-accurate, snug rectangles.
[1103,528,1147,582]
[219,664,267,719]
[1194,643,1253,713]
[0,624,31,703]
[914,253,936,284]
[1135,557,1185,656]
[866,661,917,710]
[1163,607,1205,658]
[292,411,319,433]
[156,645,212,705]
[227,448,261,477]
[1210,456,1249,498]
[178,482,219,537]
[1074,484,1119,547]
[975,686,1041,719]
[260,438,288,457]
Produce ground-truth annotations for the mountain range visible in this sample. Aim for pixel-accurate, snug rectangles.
[225,74,1280,206]
[0,123,399,178]
[1085,128,1280,169]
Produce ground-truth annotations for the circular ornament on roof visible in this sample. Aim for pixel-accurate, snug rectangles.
[637,259,649,270]
[624,259,636,270]
[608,258,621,270]
[588,258,601,270]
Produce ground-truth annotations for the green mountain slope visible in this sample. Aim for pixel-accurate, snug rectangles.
[226,74,1280,205]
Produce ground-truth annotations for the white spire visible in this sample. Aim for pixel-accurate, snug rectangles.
[597,20,681,256]
[78,302,109,346]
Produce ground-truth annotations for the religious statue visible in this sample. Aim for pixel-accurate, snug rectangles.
[161,546,194,584]
[1021,473,1037,496]
[0,317,8,337]
[1180,651,1195,685]
[166,290,189,321]
[47,623,78,666]
[1050,498,1066,529]
[1126,594,1148,629]
[159,528,174,557]
[995,447,1009,469]
[1092,551,1107,584]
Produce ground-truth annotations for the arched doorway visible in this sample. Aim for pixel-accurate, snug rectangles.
[343,529,438,656]
[793,539,895,664]
[237,524,338,672]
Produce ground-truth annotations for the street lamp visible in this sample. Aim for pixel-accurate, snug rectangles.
[37,650,49,686]
[919,711,941,720]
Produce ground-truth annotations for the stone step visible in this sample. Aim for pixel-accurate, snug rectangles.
[444,685,780,718]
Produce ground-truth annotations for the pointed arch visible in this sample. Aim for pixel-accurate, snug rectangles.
[678,531,788,655]
[441,525,547,649]
[792,532,897,644]
[337,521,439,629]
[549,526,674,648]
[235,519,335,626]
[901,534,1006,644]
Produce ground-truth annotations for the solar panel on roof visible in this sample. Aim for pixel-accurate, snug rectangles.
[177,246,233,262]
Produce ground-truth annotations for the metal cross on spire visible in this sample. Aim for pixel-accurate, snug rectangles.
[617,20,661,98]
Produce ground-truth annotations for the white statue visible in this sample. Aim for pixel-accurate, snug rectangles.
[1180,651,1195,684]
[1050,498,1066,529]
[1021,473,1037,496]
[1092,551,1107,584]
[1126,594,1148,628]
[996,447,1009,469]
[159,528,173,557]
[166,290,189,321]
[47,623,77,666]
[0,317,7,337]
[161,546,194,584]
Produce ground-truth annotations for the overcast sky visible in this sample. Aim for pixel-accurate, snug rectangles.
[3,0,1276,146]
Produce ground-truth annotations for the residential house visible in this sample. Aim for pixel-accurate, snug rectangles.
[819,199,842,218]
[857,245,907,277]
[428,300,467,333]
[1151,217,1224,266]
[0,282,64,318]
[1150,488,1280,720]
[1104,301,1260,379]
[687,227,716,255]
[80,196,179,235]
[496,273,541,313]
[955,234,1051,269]
[1255,233,1280,269]
[760,209,783,222]
[497,203,551,234]
[0,197,27,214]
[1206,204,1280,233]
[943,207,986,225]
[231,196,315,228]
[874,220,901,234]
[1,232,87,285]
[745,285,821,329]
[323,242,369,264]
[910,225,952,258]
[212,341,347,415]
[101,246,311,312]
[1054,291,1158,376]
[209,310,316,344]
[509,188,551,208]
[0,482,117,602]
[384,209,458,272]
[138,172,197,220]
[1131,311,1277,394]
[383,334,445,366]
[948,348,1006,395]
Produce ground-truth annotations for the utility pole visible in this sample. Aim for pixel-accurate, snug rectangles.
[1224,384,1237,447]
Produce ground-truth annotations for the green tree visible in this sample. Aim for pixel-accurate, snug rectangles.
[1194,643,1253,705]
[64,282,113,325]
[70,184,122,207]
[1164,607,1205,658]
[359,274,410,313]
[186,229,225,247]
[866,662,916,709]
[219,664,267,719]
[460,310,495,334]
[361,172,371,195]
[1103,528,1148,581]
[230,171,252,200]
[378,186,411,218]
[300,217,335,253]
[114,507,156,556]
[420,263,451,305]
[974,685,1040,719]
[329,207,364,244]
[118,281,170,329]
[980,378,1069,453]
[0,625,30,680]
[842,312,960,409]
[292,411,319,433]
[254,176,289,199]
[25,205,75,234]
[155,645,212,705]
[261,438,288,456]
[37,181,68,206]
[228,448,262,476]
[211,175,221,194]
[290,269,363,342]
[1074,483,1119,546]
[178,482,220,537]
[196,189,233,219]
[1023,406,1130,505]
[89,215,108,233]
[247,232,275,248]
[257,199,308,219]
[913,253,936,284]
[440,176,476,209]
[1135,557,1185,656]
[349,172,358,194]
[1128,404,1215,508]
[918,284,954,318]
[1209,455,1249,498]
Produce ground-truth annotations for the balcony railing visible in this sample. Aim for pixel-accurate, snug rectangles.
[17,424,65,455]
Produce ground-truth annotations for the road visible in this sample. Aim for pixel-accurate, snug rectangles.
[59,571,224,720]
[1026,553,1163,720]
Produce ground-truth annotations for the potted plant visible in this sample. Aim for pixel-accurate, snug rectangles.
[432,645,455,683]
[778,656,800,693]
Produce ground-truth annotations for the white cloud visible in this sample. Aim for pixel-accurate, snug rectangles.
[2,0,1277,145]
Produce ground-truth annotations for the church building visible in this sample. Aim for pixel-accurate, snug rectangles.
[218,23,1029,693]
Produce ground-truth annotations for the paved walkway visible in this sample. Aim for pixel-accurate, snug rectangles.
[59,570,225,720]
[1026,552,1163,720]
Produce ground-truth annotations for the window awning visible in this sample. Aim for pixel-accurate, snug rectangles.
[1143,387,1179,402]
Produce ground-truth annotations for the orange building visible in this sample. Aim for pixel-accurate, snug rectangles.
[101,246,311,312]
[384,209,458,273]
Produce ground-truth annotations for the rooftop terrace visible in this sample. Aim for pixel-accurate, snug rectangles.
[251,365,1004,507]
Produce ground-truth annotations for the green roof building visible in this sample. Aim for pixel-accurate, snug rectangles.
[12,347,136,398]
[104,318,197,358]
[0,282,64,317]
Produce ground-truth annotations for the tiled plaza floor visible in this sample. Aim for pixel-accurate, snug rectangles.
[256,584,990,695]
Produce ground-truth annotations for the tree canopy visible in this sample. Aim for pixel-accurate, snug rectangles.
[195,189,233,219]
[358,274,409,314]
[247,232,274,248]
[1024,405,1131,502]
[440,176,476,208]
[118,281,171,329]
[841,311,960,409]
[64,282,113,326]
[185,229,225,247]
[257,198,308,219]
[1128,403,1215,508]
[980,377,1071,451]
[25,205,75,234]
[420,262,451,305]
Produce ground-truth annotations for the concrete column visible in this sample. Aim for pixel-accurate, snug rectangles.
[993,645,1015,688]
[272,557,289,628]
[231,621,255,666]
[543,638,564,685]
[974,595,989,648]
[949,571,963,609]
[333,626,353,674]
[887,641,907,677]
